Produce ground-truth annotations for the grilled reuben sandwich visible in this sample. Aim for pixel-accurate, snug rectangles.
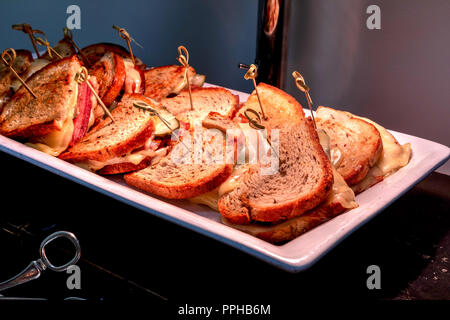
[217,84,335,224]
[124,126,234,199]
[144,65,205,101]
[59,93,166,175]
[0,55,100,156]
[316,106,411,193]
[161,87,239,125]
[124,87,239,198]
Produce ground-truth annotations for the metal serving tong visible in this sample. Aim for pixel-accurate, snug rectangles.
[0,231,81,293]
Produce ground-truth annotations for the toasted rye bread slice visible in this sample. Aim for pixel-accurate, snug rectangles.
[144,65,195,101]
[222,165,357,243]
[124,127,233,199]
[80,43,146,70]
[161,87,239,125]
[88,52,126,107]
[315,106,383,186]
[0,55,81,138]
[59,93,155,163]
[217,83,334,224]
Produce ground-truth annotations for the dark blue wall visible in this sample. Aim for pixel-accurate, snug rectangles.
[0,0,258,92]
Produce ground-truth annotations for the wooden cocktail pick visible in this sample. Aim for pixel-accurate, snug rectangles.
[75,66,115,122]
[292,70,316,129]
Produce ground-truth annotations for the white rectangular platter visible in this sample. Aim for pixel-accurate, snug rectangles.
[1,84,449,272]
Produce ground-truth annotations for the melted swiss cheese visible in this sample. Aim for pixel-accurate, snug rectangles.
[26,83,78,156]
[351,116,411,193]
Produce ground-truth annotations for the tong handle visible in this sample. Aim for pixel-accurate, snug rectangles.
[0,260,46,292]
[0,231,80,293]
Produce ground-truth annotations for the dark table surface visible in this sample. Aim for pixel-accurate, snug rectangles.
[0,151,449,306]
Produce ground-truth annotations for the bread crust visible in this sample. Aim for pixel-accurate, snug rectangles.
[97,156,154,175]
[316,106,383,186]
[124,164,234,199]
[223,200,348,244]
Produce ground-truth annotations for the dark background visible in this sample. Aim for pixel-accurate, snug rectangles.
[1,0,448,172]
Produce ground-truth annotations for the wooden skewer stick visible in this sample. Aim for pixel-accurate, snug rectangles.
[63,27,89,65]
[133,101,189,150]
[239,63,267,120]
[75,67,115,122]
[112,25,136,65]
[34,36,63,60]
[292,71,316,129]
[12,23,41,58]
[177,45,194,111]
[1,48,37,98]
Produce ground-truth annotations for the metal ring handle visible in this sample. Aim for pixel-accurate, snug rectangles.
[39,231,81,272]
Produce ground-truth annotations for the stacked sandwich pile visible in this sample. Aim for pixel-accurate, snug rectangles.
[0,32,411,244]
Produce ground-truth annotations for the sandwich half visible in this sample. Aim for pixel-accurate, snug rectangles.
[124,88,239,198]
[192,83,358,243]
[316,106,411,193]
[0,55,100,156]
[217,84,334,225]
[59,93,163,175]
[124,126,233,199]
